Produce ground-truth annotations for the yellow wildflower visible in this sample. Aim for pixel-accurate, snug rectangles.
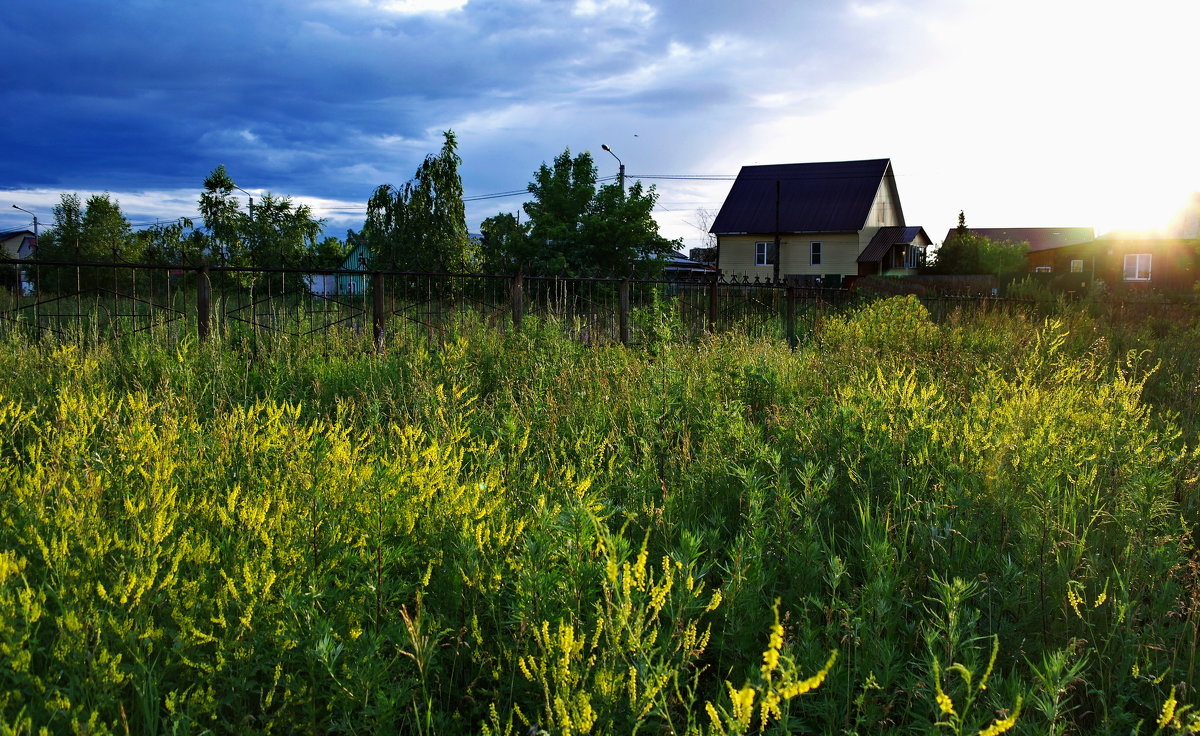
[977,697,1021,736]
[1158,687,1177,729]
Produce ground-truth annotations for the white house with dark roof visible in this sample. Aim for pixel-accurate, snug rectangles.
[0,229,37,259]
[709,158,930,285]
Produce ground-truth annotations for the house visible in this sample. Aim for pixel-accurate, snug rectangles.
[709,158,931,285]
[942,227,1094,273]
[1010,232,1199,291]
[336,242,371,296]
[663,251,715,280]
[0,229,37,259]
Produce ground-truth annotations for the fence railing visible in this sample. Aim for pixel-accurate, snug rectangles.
[0,258,1076,349]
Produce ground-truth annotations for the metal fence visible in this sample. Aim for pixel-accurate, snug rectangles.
[0,258,1072,349]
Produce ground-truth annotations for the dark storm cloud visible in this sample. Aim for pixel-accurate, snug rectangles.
[1,0,945,232]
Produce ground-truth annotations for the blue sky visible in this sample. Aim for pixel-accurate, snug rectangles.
[3,0,1198,249]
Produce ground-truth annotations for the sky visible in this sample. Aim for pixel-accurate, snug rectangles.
[2,0,1198,252]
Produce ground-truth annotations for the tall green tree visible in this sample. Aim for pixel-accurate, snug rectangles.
[35,193,84,261]
[81,194,139,262]
[38,192,138,263]
[34,193,140,292]
[363,131,472,272]
[241,193,322,268]
[521,148,678,276]
[199,165,244,265]
[198,165,324,272]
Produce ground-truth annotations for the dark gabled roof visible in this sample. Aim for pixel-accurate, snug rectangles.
[945,227,1094,252]
[858,226,929,263]
[710,159,894,234]
[0,229,35,240]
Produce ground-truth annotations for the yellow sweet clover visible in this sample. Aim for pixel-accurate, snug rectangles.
[1159,687,1177,729]
[977,697,1022,736]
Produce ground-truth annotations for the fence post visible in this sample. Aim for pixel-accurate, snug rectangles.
[786,283,797,348]
[618,278,630,345]
[197,266,211,342]
[511,268,524,331]
[707,275,719,333]
[372,271,385,353]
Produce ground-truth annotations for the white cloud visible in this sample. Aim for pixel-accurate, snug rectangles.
[572,0,655,24]
[333,0,468,15]
[377,0,467,13]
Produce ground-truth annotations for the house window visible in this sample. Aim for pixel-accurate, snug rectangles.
[755,241,776,266]
[810,242,822,266]
[1123,253,1152,281]
[1034,266,1052,273]
[905,245,926,269]
[1070,259,1084,273]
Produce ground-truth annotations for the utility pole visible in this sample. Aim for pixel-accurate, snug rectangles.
[773,180,781,283]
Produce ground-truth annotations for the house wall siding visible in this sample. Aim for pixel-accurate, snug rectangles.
[866,181,904,228]
[718,233,862,279]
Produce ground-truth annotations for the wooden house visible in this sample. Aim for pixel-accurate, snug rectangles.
[1066,236,1196,291]
[709,158,930,285]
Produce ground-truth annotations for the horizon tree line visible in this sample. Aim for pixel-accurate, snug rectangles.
[25,130,682,288]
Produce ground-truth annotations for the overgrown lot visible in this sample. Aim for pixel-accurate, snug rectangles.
[1,297,1198,734]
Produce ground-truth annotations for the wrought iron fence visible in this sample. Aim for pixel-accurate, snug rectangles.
[0,258,1084,349]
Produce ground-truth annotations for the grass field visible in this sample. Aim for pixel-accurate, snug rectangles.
[0,295,1198,734]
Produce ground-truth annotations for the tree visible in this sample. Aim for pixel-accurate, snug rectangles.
[362,131,472,272]
[81,194,139,263]
[582,180,677,275]
[241,193,322,268]
[311,236,349,270]
[928,211,1028,275]
[477,212,530,273]
[37,192,138,262]
[198,166,324,282]
[138,218,197,264]
[35,193,84,261]
[686,207,718,263]
[199,165,244,265]
[521,148,680,276]
[34,193,139,291]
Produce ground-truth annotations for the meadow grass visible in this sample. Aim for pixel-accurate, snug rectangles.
[0,296,1198,734]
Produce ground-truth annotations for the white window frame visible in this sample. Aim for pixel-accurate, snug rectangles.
[1034,266,1052,273]
[755,241,768,266]
[810,241,822,266]
[1070,259,1083,273]
[1123,253,1152,281]
[754,241,778,266]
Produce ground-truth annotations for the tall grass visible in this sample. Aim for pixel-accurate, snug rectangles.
[0,296,1197,733]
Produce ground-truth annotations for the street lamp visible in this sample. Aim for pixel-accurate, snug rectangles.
[11,205,38,253]
[232,186,254,217]
[601,144,625,193]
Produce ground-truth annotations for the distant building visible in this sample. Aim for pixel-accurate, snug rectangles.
[1030,234,1199,291]
[0,229,37,259]
[943,227,1094,273]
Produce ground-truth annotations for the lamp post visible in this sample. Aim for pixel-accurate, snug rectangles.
[11,205,38,252]
[232,185,254,219]
[601,144,625,193]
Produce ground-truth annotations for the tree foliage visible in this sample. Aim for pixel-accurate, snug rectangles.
[38,193,141,263]
[928,212,1028,275]
[362,131,472,272]
[517,148,679,276]
[198,165,323,271]
[477,212,530,274]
